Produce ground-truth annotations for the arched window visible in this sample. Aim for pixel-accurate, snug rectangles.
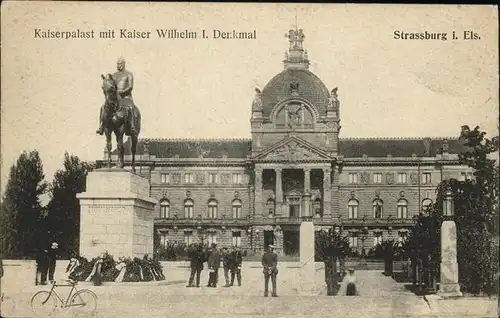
[373,199,383,218]
[208,199,218,219]
[160,200,170,219]
[232,199,242,219]
[184,199,194,219]
[397,199,408,219]
[348,199,359,219]
[422,199,433,214]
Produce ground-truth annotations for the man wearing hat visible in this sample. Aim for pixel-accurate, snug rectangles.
[47,241,59,283]
[261,244,278,297]
[207,243,221,287]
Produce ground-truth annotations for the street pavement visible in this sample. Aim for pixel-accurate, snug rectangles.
[1,262,497,317]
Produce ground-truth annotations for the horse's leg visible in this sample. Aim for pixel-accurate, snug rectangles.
[105,130,112,168]
[116,128,125,169]
[131,134,138,173]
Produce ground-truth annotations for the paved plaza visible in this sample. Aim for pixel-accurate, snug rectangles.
[1,262,497,317]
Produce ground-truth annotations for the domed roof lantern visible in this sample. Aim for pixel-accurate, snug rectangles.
[283,26,310,70]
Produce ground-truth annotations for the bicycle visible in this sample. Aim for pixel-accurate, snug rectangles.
[30,279,97,316]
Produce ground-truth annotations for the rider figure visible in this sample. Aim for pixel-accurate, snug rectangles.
[96,57,137,135]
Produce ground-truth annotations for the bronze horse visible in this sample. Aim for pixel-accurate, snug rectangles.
[100,74,141,172]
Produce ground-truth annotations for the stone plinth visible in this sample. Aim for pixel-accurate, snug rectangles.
[438,220,463,298]
[299,221,316,295]
[77,169,157,259]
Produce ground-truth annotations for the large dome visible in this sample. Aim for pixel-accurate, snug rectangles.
[261,68,331,118]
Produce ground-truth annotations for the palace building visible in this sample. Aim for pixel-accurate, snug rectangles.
[105,28,472,256]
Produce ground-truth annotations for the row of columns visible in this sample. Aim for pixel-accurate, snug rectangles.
[254,167,332,218]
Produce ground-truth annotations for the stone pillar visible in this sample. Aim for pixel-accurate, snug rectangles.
[77,169,157,259]
[255,168,263,218]
[303,168,311,217]
[438,220,463,297]
[275,168,283,216]
[304,168,311,193]
[299,221,316,295]
[323,168,332,217]
[274,226,284,256]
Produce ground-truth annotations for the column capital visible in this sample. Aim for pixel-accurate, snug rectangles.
[303,168,311,173]
[275,167,283,173]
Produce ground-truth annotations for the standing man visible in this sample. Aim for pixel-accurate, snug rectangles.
[187,243,204,288]
[230,246,243,287]
[207,243,221,287]
[221,247,231,287]
[96,57,137,135]
[47,241,59,283]
[261,244,278,297]
[37,230,51,285]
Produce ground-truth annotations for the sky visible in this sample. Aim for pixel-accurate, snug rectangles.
[1,3,498,201]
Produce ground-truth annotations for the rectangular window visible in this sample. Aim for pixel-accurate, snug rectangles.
[160,205,169,218]
[208,173,217,184]
[373,232,383,246]
[160,173,170,184]
[397,173,407,184]
[373,173,382,184]
[459,172,466,181]
[398,232,408,244]
[208,206,218,219]
[160,234,168,246]
[349,235,358,248]
[207,234,217,245]
[421,172,432,184]
[348,173,358,184]
[460,172,473,181]
[232,206,241,219]
[232,173,242,184]
[184,173,195,184]
[185,206,194,219]
[348,205,358,219]
[232,231,241,247]
[397,206,408,219]
[184,232,193,245]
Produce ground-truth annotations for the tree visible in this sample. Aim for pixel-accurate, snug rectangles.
[46,153,95,258]
[0,151,47,258]
[451,125,499,294]
[315,228,351,295]
[403,125,499,294]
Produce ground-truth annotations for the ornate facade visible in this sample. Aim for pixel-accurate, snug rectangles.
[106,28,472,255]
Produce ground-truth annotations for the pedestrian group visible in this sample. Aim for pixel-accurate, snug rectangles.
[187,243,279,297]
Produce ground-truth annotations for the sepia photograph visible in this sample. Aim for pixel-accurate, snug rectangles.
[1,2,498,317]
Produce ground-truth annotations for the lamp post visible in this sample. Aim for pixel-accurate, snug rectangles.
[359,216,368,267]
[437,187,462,297]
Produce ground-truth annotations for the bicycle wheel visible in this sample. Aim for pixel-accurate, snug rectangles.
[30,290,57,316]
[70,289,97,314]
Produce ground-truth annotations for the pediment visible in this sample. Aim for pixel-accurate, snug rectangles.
[254,136,331,162]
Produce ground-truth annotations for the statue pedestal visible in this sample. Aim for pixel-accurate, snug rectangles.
[77,169,157,259]
[437,220,463,298]
[299,221,316,295]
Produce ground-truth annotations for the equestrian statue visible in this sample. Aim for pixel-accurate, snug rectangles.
[97,57,141,172]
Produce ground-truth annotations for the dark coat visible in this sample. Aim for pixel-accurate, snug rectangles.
[189,249,205,269]
[261,251,278,274]
[230,251,243,269]
[208,249,221,269]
